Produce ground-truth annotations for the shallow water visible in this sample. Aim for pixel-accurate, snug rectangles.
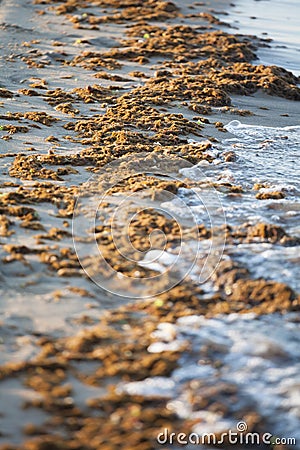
[162,120,300,290]
[225,0,300,76]
[121,312,300,442]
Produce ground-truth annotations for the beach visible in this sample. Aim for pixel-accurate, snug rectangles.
[0,0,299,448]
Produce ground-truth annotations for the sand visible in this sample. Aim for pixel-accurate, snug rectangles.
[0,0,299,448]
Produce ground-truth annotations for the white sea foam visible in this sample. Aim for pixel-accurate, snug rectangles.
[157,121,300,289]
[225,120,300,142]
[118,377,176,398]
[125,313,300,441]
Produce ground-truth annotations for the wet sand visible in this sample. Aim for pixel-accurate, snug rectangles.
[0,0,299,448]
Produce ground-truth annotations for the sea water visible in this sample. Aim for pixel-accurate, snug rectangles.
[160,120,300,291]
[225,0,300,76]
[120,313,300,442]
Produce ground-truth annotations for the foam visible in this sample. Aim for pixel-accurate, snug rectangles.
[120,313,300,441]
[225,120,300,143]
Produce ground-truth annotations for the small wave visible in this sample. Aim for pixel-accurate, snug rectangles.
[225,120,300,143]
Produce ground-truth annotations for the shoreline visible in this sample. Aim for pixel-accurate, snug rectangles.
[0,0,299,448]
[219,0,300,77]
